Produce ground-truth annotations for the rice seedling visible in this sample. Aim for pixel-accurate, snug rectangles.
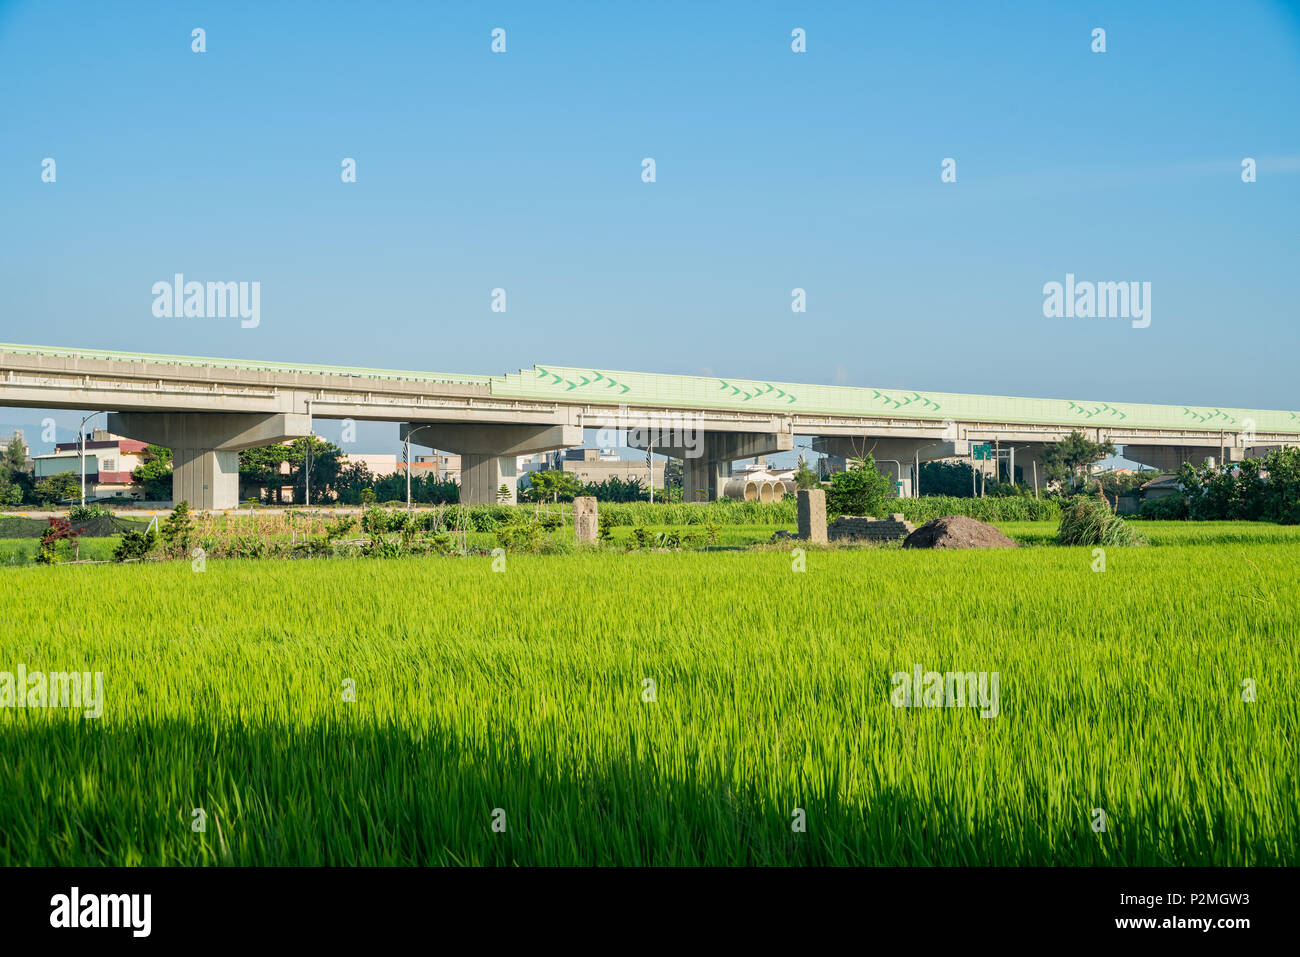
[1,542,1295,866]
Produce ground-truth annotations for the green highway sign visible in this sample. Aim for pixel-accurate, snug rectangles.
[973,443,992,460]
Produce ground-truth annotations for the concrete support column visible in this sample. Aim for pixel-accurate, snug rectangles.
[1122,445,1241,472]
[171,448,239,509]
[630,429,793,502]
[813,437,969,496]
[402,421,582,505]
[682,455,731,503]
[460,453,518,505]
[991,442,1052,492]
[107,411,312,509]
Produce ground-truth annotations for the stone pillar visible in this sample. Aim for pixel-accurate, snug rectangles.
[108,411,312,510]
[574,496,598,542]
[797,488,827,544]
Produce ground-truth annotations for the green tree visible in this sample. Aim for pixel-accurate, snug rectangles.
[2,435,27,476]
[288,436,343,504]
[825,455,892,518]
[33,470,81,505]
[1260,446,1300,524]
[1175,447,1300,523]
[582,476,647,502]
[113,526,158,562]
[793,455,819,490]
[524,469,585,503]
[1041,431,1116,490]
[0,435,29,504]
[662,457,684,498]
[160,500,195,555]
[332,461,375,505]
[239,445,289,503]
[918,460,978,497]
[132,449,174,501]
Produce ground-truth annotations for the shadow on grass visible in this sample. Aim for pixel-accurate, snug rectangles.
[0,717,1290,866]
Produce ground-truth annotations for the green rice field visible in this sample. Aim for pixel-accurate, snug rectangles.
[2,537,1297,865]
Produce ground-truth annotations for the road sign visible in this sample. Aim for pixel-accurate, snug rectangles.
[973,442,992,461]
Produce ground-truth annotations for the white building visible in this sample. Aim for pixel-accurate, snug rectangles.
[31,431,149,500]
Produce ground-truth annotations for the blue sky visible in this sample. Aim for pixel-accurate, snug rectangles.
[1,0,1298,456]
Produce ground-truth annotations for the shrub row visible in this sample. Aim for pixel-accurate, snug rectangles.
[377,496,1064,529]
[406,496,1065,527]
[892,496,1062,524]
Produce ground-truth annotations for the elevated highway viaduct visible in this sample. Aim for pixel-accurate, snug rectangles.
[3,344,1297,508]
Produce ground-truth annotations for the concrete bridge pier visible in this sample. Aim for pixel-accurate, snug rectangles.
[629,430,793,501]
[402,422,582,505]
[993,442,1052,490]
[812,436,969,492]
[107,411,312,509]
[1122,444,1242,472]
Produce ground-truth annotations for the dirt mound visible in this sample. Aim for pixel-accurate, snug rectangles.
[903,515,1018,550]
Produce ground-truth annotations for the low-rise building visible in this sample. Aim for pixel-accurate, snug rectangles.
[413,453,459,482]
[32,431,149,500]
[342,453,400,478]
[1139,474,1182,502]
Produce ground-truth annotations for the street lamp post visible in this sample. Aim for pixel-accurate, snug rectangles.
[77,411,106,507]
[303,400,313,507]
[876,458,905,498]
[405,425,434,510]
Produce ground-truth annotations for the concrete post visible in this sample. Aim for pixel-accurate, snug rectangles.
[797,488,827,544]
[107,411,312,510]
[574,496,598,543]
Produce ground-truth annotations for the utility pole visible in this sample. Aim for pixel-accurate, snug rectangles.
[77,411,105,507]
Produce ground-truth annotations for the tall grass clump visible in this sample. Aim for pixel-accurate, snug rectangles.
[1057,494,1146,546]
